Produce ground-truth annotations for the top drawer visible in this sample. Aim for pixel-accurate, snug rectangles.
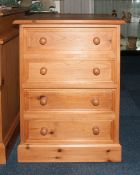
[23,27,117,57]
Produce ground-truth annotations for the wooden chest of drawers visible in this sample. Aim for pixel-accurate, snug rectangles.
[0,8,27,164]
[15,15,124,162]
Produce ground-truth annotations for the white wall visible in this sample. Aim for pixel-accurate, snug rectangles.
[60,0,94,14]
[55,0,60,12]
[94,0,140,37]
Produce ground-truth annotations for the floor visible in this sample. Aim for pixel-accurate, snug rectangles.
[0,55,140,175]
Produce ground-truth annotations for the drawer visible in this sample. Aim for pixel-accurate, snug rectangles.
[23,28,117,55]
[24,89,115,111]
[26,119,113,143]
[23,60,116,88]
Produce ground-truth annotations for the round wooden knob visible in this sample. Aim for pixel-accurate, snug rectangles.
[40,96,47,106]
[39,37,47,45]
[40,67,47,75]
[91,98,99,106]
[40,127,48,136]
[93,37,100,45]
[92,126,100,135]
[93,68,100,76]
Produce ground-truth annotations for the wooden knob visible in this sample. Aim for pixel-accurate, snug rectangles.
[91,98,99,106]
[93,68,100,76]
[40,96,47,106]
[92,126,100,135]
[93,37,100,45]
[40,127,48,136]
[40,67,47,75]
[39,37,47,45]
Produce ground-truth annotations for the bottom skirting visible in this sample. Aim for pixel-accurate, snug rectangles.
[18,143,122,162]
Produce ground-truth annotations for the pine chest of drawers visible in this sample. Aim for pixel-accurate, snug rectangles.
[15,15,125,162]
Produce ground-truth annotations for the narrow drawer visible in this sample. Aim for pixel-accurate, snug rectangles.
[23,27,117,56]
[26,119,113,143]
[24,89,115,112]
[23,60,116,88]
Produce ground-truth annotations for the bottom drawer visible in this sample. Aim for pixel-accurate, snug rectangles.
[26,119,113,143]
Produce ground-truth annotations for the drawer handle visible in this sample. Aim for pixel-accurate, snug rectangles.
[39,37,47,45]
[40,96,47,106]
[92,126,100,135]
[91,98,99,106]
[93,37,100,45]
[40,67,47,75]
[93,68,100,76]
[40,127,48,136]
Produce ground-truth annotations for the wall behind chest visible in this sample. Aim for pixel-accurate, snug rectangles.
[60,0,94,14]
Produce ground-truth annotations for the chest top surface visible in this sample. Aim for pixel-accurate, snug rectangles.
[14,14,125,25]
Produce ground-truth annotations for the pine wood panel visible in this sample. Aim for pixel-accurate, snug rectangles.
[23,59,116,88]
[0,8,26,162]
[0,8,27,16]
[0,45,2,143]
[27,119,113,143]
[23,89,116,112]
[0,10,26,34]
[18,144,122,162]
[0,144,6,163]
[14,14,125,25]
[17,17,123,162]
[23,27,117,57]
[0,37,19,164]
[23,111,115,121]
[22,112,115,143]
[1,37,19,140]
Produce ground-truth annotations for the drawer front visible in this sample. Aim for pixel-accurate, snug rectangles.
[24,89,115,111]
[23,60,116,88]
[27,119,113,143]
[23,28,117,55]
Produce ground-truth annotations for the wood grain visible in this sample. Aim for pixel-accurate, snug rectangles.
[27,119,113,143]
[0,8,28,17]
[18,144,122,162]
[23,59,116,88]
[0,28,21,164]
[23,89,115,111]
[0,143,6,164]
[13,14,125,25]
[0,9,27,163]
[23,27,116,54]
[17,17,123,162]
